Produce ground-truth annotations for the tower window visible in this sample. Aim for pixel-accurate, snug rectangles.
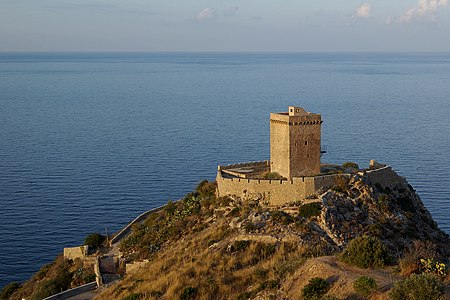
[305,141,308,145]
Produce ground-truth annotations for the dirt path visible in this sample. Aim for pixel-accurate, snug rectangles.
[283,256,400,299]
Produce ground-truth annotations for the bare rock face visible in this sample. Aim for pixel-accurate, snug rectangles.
[219,170,449,259]
[318,173,450,257]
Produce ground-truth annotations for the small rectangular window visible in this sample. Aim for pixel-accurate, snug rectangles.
[305,141,308,145]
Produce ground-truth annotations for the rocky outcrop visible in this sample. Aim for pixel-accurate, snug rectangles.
[318,173,450,257]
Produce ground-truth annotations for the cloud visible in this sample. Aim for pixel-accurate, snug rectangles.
[355,3,372,18]
[195,8,216,21]
[397,0,449,23]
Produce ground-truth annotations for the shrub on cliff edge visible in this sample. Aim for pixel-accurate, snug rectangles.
[354,276,377,298]
[302,277,330,300]
[0,282,20,300]
[84,233,106,250]
[341,235,389,268]
[389,273,444,300]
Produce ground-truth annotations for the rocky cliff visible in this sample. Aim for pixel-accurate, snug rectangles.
[94,170,449,299]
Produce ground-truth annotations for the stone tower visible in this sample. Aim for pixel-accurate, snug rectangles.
[270,106,322,178]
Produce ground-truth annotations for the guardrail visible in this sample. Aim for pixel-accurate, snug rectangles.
[42,282,97,300]
[109,204,168,245]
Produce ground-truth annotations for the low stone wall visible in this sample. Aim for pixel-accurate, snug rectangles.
[42,282,97,300]
[63,245,88,260]
[216,170,337,206]
[217,161,401,205]
[126,260,149,274]
[365,165,405,189]
[220,160,269,171]
[110,205,166,245]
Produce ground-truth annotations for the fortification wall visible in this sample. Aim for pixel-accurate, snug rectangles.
[126,260,150,274]
[220,160,269,170]
[365,165,405,189]
[109,205,165,245]
[217,161,401,205]
[216,171,337,206]
[63,245,88,260]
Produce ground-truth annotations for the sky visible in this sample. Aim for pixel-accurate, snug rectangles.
[1,0,450,52]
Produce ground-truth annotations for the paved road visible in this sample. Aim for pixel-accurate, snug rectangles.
[65,290,97,300]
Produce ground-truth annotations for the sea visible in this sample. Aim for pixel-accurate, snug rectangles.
[0,52,449,288]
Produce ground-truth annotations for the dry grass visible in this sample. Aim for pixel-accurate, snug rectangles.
[399,240,439,277]
[95,217,317,300]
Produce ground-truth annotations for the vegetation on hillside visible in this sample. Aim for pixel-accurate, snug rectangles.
[6,172,450,299]
[340,235,390,268]
[84,233,106,250]
[96,176,449,299]
[5,255,95,300]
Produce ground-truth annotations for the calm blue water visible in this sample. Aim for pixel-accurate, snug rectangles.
[0,52,449,288]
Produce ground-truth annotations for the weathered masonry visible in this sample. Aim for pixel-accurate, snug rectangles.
[216,105,329,205]
[270,106,322,178]
[217,162,337,206]
[216,106,402,205]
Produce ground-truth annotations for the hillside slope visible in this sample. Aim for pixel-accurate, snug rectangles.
[94,172,450,300]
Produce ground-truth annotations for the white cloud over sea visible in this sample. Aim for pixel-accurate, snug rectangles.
[397,0,449,23]
[355,3,372,18]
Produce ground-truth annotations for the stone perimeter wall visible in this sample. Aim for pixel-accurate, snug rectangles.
[365,165,405,188]
[63,245,89,260]
[217,164,337,206]
[217,163,402,206]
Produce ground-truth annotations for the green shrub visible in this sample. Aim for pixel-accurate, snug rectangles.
[342,162,359,170]
[83,273,96,283]
[302,277,330,300]
[244,221,257,233]
[258,279,280,291]
[31,279,60,300]
[341,235,389,268]
[180,286,197,300]
[332,175,349,194]
[389,273,444,300]
[354,276,377,297]
[123,293,144,300]
[298,202,322,219]
[420,258,447,278]
[263,172,283,179]
[271,210,295,225]
[399,240,440,277]
[0,282,20,300]
[252,243,276,261]
[230,240,250,252]
[196,180,217,198]
[229,207,241,217]
[84,233,106,249]
[150,290,164,297]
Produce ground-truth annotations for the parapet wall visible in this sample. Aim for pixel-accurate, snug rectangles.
[365,165,405,189]
[216,170,337,206]
[217,162,403,206]
[110,205,165,245]
[219,160,269,171]
[63,245,89,260]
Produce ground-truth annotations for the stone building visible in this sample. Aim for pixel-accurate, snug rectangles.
[270,106,322,178]
[216,106,333,205]
[216,105,397,205]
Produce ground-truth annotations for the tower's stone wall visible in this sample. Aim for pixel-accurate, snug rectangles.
[270,107,322,178]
